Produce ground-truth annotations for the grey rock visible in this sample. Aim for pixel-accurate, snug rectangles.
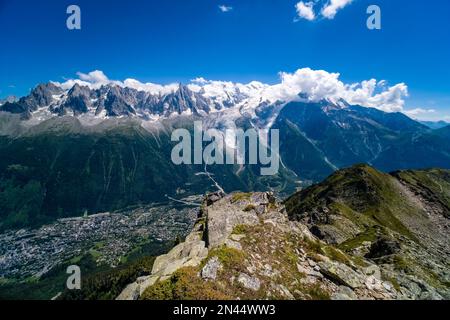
[139,276,159,296]
[365,237,401,259]
[207,195,260,249]
[118,230,209,300]
[201,257,222,281]
[382,282,393,292]
[365,275,384,291]
[420,290,443,300]
[254,205,266,215]
[238,273,261,291]
[206,192,224,206]
[151,240,208,276]
[250,193,269,204]
[307,259,317,267]
[136,276,151,284]
[318,261,364,289]
[116,282,140,301]
[261,264,280,278]
[225,239,242,251]
[297,263,323,278]
[276,285,295,300]
[363,264,381,280]
[331,286,357,300]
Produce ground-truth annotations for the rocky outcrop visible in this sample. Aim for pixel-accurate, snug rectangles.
[116,222,208,300]
[120,182,449,300]
[206,192,264,248]
[117,191,274,300]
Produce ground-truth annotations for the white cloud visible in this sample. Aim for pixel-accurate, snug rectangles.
[403,108,444,121]
[404,108,436,117]
[295,2,316,21]
[55,70,116,90]
[77,70,109,83]
[54,68,410,113]
[347,81,408,112]
[54,70,179,95]
[404,110,450,122]
[261,68,408,112]
[295,0,354,21]
[321,0,353,19]
[191,69,409,113]
[218,5,233,13]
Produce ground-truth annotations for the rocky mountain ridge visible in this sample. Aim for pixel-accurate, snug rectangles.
[0,82,252,120]
[117,165,449,300]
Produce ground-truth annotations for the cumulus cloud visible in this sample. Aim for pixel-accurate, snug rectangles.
[77,70,109,83]
[54,70,179,95]
[261,68,408,112]
[54,68,409,113]
[218,5,233,13]
[321,0,353,19]
[295,0,354,21]
[295,2,316,21]
[192,69,408,113]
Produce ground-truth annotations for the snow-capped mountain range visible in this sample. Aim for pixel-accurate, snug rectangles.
[2,68,448,182]
[0,81,279,124]
[0,68,410,125]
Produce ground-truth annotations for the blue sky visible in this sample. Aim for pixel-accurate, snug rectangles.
[0,0,449,120]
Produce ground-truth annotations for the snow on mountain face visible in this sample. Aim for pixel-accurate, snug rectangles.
[0,81,280,125]
[0,68,411,124]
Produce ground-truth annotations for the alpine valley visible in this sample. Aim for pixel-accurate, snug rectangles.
[0,71,449,300]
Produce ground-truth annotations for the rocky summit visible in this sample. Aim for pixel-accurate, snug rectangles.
[117,165,449,300]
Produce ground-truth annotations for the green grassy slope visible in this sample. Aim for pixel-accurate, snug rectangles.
[284,164,450,245]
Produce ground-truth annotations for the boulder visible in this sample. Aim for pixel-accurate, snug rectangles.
[206,192,224,206]
[366,237,401,259]
[331,286,357,300]
[207,195,260,248]
[224,239,242,251]
[152,240,208,276]
[318,261,364,289]
[201,257,222,281]
[117,233,209,300]
[238,273,261,291]
[363,264,381,280]
[365,275,384,291]
[297,263,322,278]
